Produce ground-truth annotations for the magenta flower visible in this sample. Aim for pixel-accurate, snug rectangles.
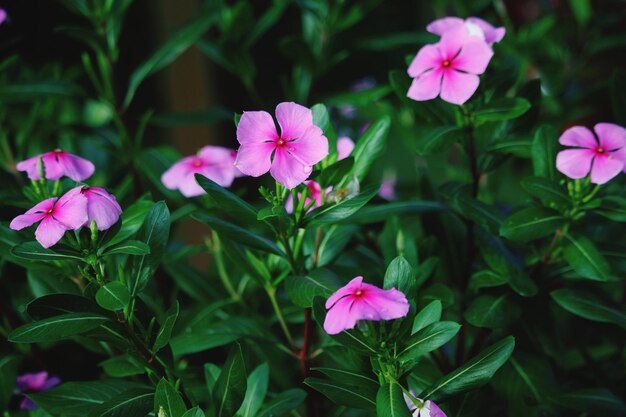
[162,146,240,197]
[64,186,122,230]
[10,192,88,248]
[556,123,626,184]
[234,102,329,189]
[407,27,493,105]
[323,276,410,335]
[16,149,95,182]
[285,180,326,214]
[16,372,60,410]
[337,136,355,160]
[427,16,505,44]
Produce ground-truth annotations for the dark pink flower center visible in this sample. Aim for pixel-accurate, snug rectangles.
[442,59,451,68]
[595,147,605,154]
[192,158,204,168]
[276,138,286,147]
[353,289,364,298]
[45,209,54,215]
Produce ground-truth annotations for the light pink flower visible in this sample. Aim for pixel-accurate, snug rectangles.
[407,27,493,105]
[162,146,240,197]
[17,372,61,411]
[337,137,355,160]
[234,102,329,189]
[285,180,326,214]
[379,177,397,200]
[0,9,7,25]
[427,16,506,44]
[64,186,122,230]
[16,149,95,182]
[556,123,626,184]
[323,276,410,335]
[10,192,88,248]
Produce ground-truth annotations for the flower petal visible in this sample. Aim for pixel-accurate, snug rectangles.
[161,158,194,190]
[407,44,441,77]
[40,152,65,180]
[590,154,624,184]
[466,17,505,43]
[54,192,88,230]
[41,376,61,391]
[234,142,275,177]
[594,123,626,151]
[453,39,493,74]
[360,285,409,320]
[10,198,57,230]
[426,17,464,36]
[15,155,41,180]
[438,26,468,60]
[556,149,594,179]
[17,372,49,391]
[337,137,355,160]
[178,173,206,197]
[236,111,278,144]
[35,217,68,248]
[86,188,122,230]
[559,126,596,148]
[323,297,360,335]
[199,164,236,188]
[407,69,442,102]
[276,102,314,140]
[286,125,329,167]
[270,147,312,189]
[58,153,95,181]
[326,276,364,309]
[440,70,480,105]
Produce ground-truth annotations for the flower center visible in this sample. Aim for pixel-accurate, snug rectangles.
[45,209,54,215]
[596,147,605,154]
[442,59,451,68]
[276,138,286,147]
[354,289,363,297]
[192,159,203,167]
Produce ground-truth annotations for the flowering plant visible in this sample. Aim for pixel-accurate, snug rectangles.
[1,2,626,417]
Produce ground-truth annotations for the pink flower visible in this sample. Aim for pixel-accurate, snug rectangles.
[556,123,626,184]
[16,372,61,411]
[234,102,329,189]
[427,16,506,44]
[407,27,493,105]
[0,8,7,25]
[379,177,397,200]
[16,149,95,182]
[10,192,88,248]
[285,180,326,214]
[323,276,410,335]
[64,186,122,230]
[162,146,240,197]
[337,136,355,160]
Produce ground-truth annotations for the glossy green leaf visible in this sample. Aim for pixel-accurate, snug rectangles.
[285,269,340,308]
[236,363,269,417]
[474,98,531,124]
[155,379,186,417]
[398,322,460,362]
[9,313,109,343]
[11,242,83,261]
[99,354,146,377]
[500,207,566,241]
[468,270,508,292]
[100,240,150,257]
[465,295,521,329]
[306,184,379,228]
[412,300,442,334]
[88,388,154,417]
[520,177,570,210]
[182,407,206,417]
[305,377,376,410]
[415,126,462,155]
[255,389,306,417]
[550,289,626,330]
[556,388,626,414]
[376,383,411,417]
[562,235,612,281]
[531,125,559,180]
[96,282,131,311]
[195,176,258,224]
[101,196,154,249]
[153,301,180,353]
[383,256,416,297]
[214,343,247,417]
[348,117,390,182]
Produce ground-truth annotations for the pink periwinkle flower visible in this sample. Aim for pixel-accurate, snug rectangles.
[17,372,60,411]
[235,102,329,189]
[162,146,240,197]
[323,276,410,335]
[337,136,355,161]
[556,123,626,184]
[10,192,88,248]
[285,180,327,214]
[16,149,95,182]
[0,8,7,25]
[427,16,506,44]
[407,27,494,105]
[64,186,122,230]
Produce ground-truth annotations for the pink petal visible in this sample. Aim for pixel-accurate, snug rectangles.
[556,149,594,179]
[594,123,626,150]
[453,39,493,74]
[41,153,66,180]
[85,187,122,230]
[440,70,480,105]
[438,26,469,60]
[10,198,57,230]
[58,153,95,181]
[234,142,275,177]
[286,125,329,167]
[24,198,57,215]
[275,102,314,140]
[237,111,278,145]
[407,69,443,102]
[466,17,505,43]
[426,400,447,417]
[0,9,7,25]
[199,146,238,165]
[178,174,206,197]
[359,285,409,320]
[559,126,597,148]
[35,217,68,248]
[407,44,442,78]
[41,376,61,391]
[326,276,364,308]
[162,157,195,190]
[15,155,41,180]
[426,17,464,36]
[590,154,624,184]
[337,137,355,160]
[323,297,360,335]
[270,147,312,189]
[199,164,236,188]
[54,191,88,230]
[17,372,49,391]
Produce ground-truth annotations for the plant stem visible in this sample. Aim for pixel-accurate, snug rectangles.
[209,233,241,302]
[266,285,296,349]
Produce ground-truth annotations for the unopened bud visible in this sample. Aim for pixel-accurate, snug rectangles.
[158,406,167,417]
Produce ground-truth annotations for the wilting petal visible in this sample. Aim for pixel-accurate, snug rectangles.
[54,191,88,230]
[237,111,278,144]
[466,17,505,43]
[35,217,68,248]
[360,286,410,320]
[594,123,626,151]
[407,69,442,101]
[407,44,441,77]
[276,102,313,140]
[556,149,594,179]
[590,154,624,184]
[85,187,122,230]
[324,297,360,335]
[58,153,95,181]
[438,26,468,60]
[337,137,355,160]
[453,39,493,74]
[559,126,596,148]
[287,125,328,167]
[235,142,275,177]
[326,276,364,309]
[426,17,464,36]
[270,147,312,189]
[440,70,479,105]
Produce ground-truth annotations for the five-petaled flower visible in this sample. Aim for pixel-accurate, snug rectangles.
[234,102,329,189]
[16,149,95,182]
[16,372,61,411]
[427,16,505,45]
[10,191,88,248]
[556,123,626,184]
[323,276,410,335]
[162,146,240,197]
[64,186,122,230]
[407,26,494,105]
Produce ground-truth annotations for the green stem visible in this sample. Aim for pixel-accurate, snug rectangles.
[210,233,241,302]
[266,285,296,349]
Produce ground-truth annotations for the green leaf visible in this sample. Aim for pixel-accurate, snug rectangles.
[101,240,150,257]
[255,389,306,417]
[27,293,100,319]
[454,194,503,233]
[412,300,442,334]
[101,196,154,249]
[415,126,462,155]
[11,242,83,261]
[182,407,206,417]
[348,117,390,182]
[306,184,379,228]
[130,201,171,296]
[153,301,180,353]
[9,313,109,343]
[305,377,376,410]
[500,207,566,241]
[376,383,411,417]
[123,9,218,108]
[398,322,460,362]
[99,354,146,377]
[96,282,131,311]
[422,336,515,401]
[213,342,247,417]
[195,176,258,224]
[597,196,626,222]
[155,379,186,417]
[555,388,626,415]
[569,0,592,25]
[520,177,570,210]
[236,363,269,417]
[285,269,340,308]
[88,388,154,417]
[550,289,626,330]
[312,368,379,398]
[0,80,81,101]
[193,214,284,255]
[316,157,354,187]
[342,201,447,224]
[474,98,531,124]
[468,270,508,292]
[531,125,559,180]
[562,235,612,281]
[311,103,337,144]
[464,295,521,328]
[0,356,19,411]
[383,256,416,297]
